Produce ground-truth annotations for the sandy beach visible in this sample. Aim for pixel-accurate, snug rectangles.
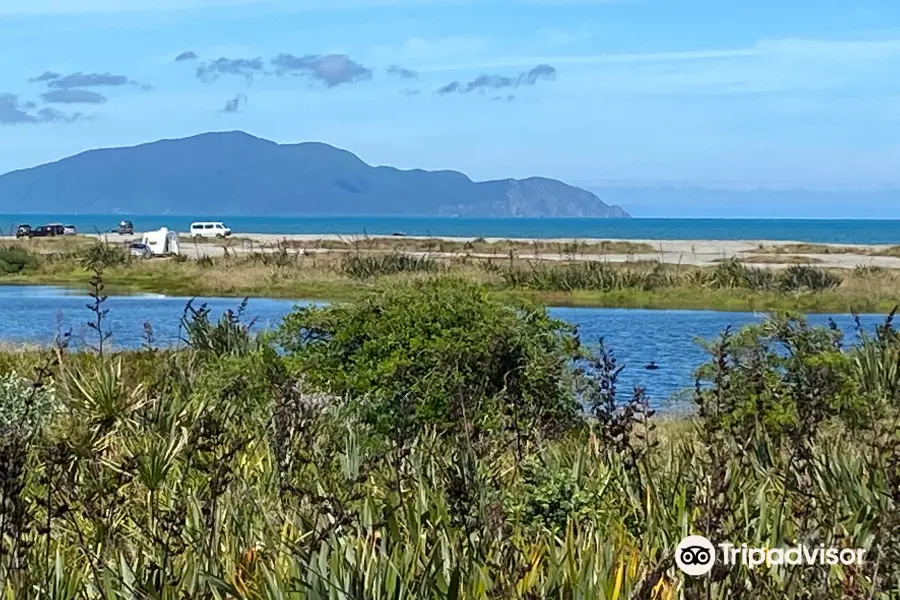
[70,232,900,270]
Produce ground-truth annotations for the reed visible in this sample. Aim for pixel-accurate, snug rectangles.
[0,277,898,598]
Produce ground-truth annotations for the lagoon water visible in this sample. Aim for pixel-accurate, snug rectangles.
[3,215,900,244]
[0,286,887,410]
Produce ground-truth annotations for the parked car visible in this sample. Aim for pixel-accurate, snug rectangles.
[128,242,152,259]
[117,220,134,235]
[15,224,32,238]
[31,224,65,237]
[189,221,232,238]
[64,225,77,236]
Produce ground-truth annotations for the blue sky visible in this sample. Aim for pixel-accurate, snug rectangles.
[1,0,899,215]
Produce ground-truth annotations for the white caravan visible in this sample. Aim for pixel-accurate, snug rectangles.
[190,221,232,238]
[141,227,180,256]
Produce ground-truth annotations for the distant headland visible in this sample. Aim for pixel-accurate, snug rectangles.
[0,131,629,219]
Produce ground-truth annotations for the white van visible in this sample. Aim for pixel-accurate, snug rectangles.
[190,221,232,238]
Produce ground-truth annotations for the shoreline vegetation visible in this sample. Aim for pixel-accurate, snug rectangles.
[1,234,900,312]
[1,276,898,597]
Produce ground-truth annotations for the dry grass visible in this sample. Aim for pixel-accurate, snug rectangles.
[723,254,824,265]
[223,236,658,256]
[752,242,900,257]
[2,235,98,254]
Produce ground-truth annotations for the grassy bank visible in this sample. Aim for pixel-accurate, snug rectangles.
[206,235,659,256]
[1,278,898,598]
[750,242,900,257]
[3,239,900,312]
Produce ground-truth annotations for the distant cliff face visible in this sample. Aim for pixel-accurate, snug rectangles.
[445,178,631,218]
[0,131,630,218]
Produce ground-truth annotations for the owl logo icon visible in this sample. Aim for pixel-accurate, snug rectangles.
[676,536,716,576]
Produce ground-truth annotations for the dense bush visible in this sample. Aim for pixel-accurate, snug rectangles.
[0,247,39,274]
[695,312,855,443]
[276,277,582,438]
[0,278,898,598]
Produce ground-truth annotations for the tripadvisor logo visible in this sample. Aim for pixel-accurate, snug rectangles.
[676,536,716,576]
[675,535,867,577]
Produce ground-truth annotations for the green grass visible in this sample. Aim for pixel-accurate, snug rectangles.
[2,242,900,313]
[10,271,894,313]
[503,287,898,313]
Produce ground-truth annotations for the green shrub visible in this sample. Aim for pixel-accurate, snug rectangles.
[79,243,129,269]
[694,312,856,443]
[181,298,257,357]
[505,456,601,532]
[341,251,438,279]
[709,258,775,290]
[0,371,57,436]
[276,277,583,438]
[0,247,39,274]
[778,264,842,291]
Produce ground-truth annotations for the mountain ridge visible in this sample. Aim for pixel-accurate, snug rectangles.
[0,132,629,218]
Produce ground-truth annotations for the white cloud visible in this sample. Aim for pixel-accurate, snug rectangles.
[418,38,900,72]
[0,0,278,15]
[0,0,629,16]
[413,37,900,97]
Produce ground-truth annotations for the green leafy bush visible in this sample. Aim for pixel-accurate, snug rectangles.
[0,371,57,436]
[0,247,39,274]
[694,312,856,444]
[277,277,582,438]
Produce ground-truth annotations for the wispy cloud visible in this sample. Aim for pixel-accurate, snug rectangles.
[437,64,556,94]
[44,72,137,88]
[175,50,199,62]
[0,0,291,15]
[0,0,632,16]
[195,57,265,82]
[0,93,83,125]
[191,52,374,87]
[41,89,108,104]
[271,54,372,87]
[222,93,248,113]
[28,71,61,83]
[386,65,419,79]
[437,81,462,94]
[420,38,900,72]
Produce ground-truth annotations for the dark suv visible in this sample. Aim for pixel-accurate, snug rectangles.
[32,224,65,237]
[15,224,32,238]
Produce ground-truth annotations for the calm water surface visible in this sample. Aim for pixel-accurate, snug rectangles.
[4,215,900,244]
[0,286,887,411]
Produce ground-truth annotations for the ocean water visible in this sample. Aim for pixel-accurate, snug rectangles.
[3,215,900,244]
[0,286,887,410]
